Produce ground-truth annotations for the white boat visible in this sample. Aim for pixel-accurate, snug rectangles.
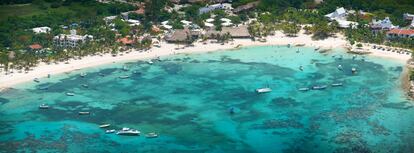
[33,78,40,83]
[148,61,154,64]
[337,65,343,70]
[78,111,90,115]
[351,67,357,73]
[99,124,111,128]
[255,87,272,93]
[312,85,327,90]
[116,127,140,136]
[122,66,129,71]
[81,84,89,88]
[80,73,87,77]
[145,132,158,138]
[298,87,310,91]
[39,104,49,109]
[119,75,129,79]
[66,92,75,96]
[38,86,49,90]
[332,83,343,87]
[106,129,116,134]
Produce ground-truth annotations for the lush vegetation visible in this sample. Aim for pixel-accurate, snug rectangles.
[0,0,414,73]
[0,0,137,72]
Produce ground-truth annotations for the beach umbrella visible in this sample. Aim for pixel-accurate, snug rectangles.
[8,51,15,60]
[206,18,214,23]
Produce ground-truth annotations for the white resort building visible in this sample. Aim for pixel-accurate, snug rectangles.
[325,7,358,28]
[371,17,398,30]
[32,27,51,34]
[53,30,93,48]
[199,3,232,14]
[403,13,414,21]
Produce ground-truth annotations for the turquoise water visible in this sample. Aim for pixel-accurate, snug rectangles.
[1,45,414,152]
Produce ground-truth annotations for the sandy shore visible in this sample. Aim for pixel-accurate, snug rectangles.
[0,31,410,89]
[357,43,411,61]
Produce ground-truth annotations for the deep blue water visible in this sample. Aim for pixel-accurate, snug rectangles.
[1,46,414,153]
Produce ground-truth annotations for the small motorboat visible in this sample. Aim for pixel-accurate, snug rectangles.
[298,87,310,91]
[119,75,129,79]
[98,73,105,77]
[33,78,40,83]
[299,66,303,71]
[78,111,90,115]
[331,83,343,87]
[80,73,87,77]
[99,124,111,128]
[122,66,129,71]
[66,92,75,96]
[255,87,272,93]
[145,132,158,138]
[81,84,89,88]
[337,65,343,70]
[39,104,49,109]
[312,85,327,90]
[148,61,154,64]
[38,86,49,90]
[106,129,116,134]
[351,67,357,74]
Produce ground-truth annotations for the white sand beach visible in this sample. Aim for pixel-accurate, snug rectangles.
[0,31,411,89]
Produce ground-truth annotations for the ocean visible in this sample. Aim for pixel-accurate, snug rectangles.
[0,45,413,153]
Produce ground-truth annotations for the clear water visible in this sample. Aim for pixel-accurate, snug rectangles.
[1,46,414,153]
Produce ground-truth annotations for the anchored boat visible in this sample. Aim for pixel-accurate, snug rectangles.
[332,83,343,87]
[78,111,90,115]
[145,132,158,138]
[351,67,357,74]
[99,124,111,128]
[39,104,49,109]
[312,85,327,90]
[119,75,129,79]
[116,128,140,136]
[256,87,272,93]
[66,92,75,96]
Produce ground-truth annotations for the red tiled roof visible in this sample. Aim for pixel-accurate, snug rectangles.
[117,37,134,45]
[387,29,414,35]
[29,43,42,50]
[152,26,160,32]
[135,8,145,14]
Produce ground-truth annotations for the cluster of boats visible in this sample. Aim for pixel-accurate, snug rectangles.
[99,124,158,138]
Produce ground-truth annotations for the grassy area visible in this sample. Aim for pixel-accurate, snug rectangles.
[0,4,44,21]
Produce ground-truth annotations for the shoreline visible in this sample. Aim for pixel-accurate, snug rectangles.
[0,31,411,90]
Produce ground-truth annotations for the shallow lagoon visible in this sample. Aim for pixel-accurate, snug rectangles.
[1,45,414,153]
